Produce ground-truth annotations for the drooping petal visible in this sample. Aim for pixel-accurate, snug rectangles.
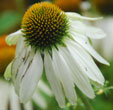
[12,47,27,89]
[66,12,103,21]
[11,40,26,85]
[44,52,65,108]
[14,48,34,95]
[66,40,105,85]
[19,52,43,103]
[69,20,106,39]
[6,29,22,46]
[71,32,109,65]
[52,49,77,105]
[59,46,95,99]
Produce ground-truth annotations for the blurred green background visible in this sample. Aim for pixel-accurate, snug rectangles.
[0,0,113,110]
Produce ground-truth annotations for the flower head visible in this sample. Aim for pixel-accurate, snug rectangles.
[22,2,69,50]
[5,2,109,108]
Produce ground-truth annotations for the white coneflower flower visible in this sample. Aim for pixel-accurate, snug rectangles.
[0,79,52,110]
[5,2,109,108]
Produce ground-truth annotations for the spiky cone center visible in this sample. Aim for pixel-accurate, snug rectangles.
[22,2,69,51]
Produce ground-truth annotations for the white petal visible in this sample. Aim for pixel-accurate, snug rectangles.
[14,49,34,95]
[44,52,65,108]
[19,52,43,103]
[66,40,105,85]
[32,92,47,109]
[12,46,28,94]
[59,46,95,99]
[9,85,21,110]
[71,33,109,65]
[94,18,113,60]
[38,80,52,96]
[15,37,25,57]
[24,101,33,110]
[6,29,22,46]
[52,49,77,105]
[66,12,103,21]
[12,47,27,83]
[69,20,106,39]
[84,25,106,39]
[0,81,9,110]
[4,61,12,80]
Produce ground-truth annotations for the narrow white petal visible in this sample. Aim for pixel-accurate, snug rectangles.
[0,81,9,110]
[19,52,43,103]
[52,49,77,105]
[66,12,103,21]
[9,85,21,110]
[12,47,27,83]
[6,29,22,45]
[66,41,105,85]
[14,49,34,95]
[44,53,65,108]
[12,47,28,94]
[24,101,33,110]
[71,33,109,65]
[69,20,106,39]
[38,80,52,96]
[15,37,25,57]
[32,92,47,109]
[59,46,95,99]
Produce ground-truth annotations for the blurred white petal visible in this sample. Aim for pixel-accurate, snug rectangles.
[9,86,21,110]
[38,80,52,96]
[0,81,9,110]
[24,102,33,110]
[32,92,47,109]
[94,17,113,60]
